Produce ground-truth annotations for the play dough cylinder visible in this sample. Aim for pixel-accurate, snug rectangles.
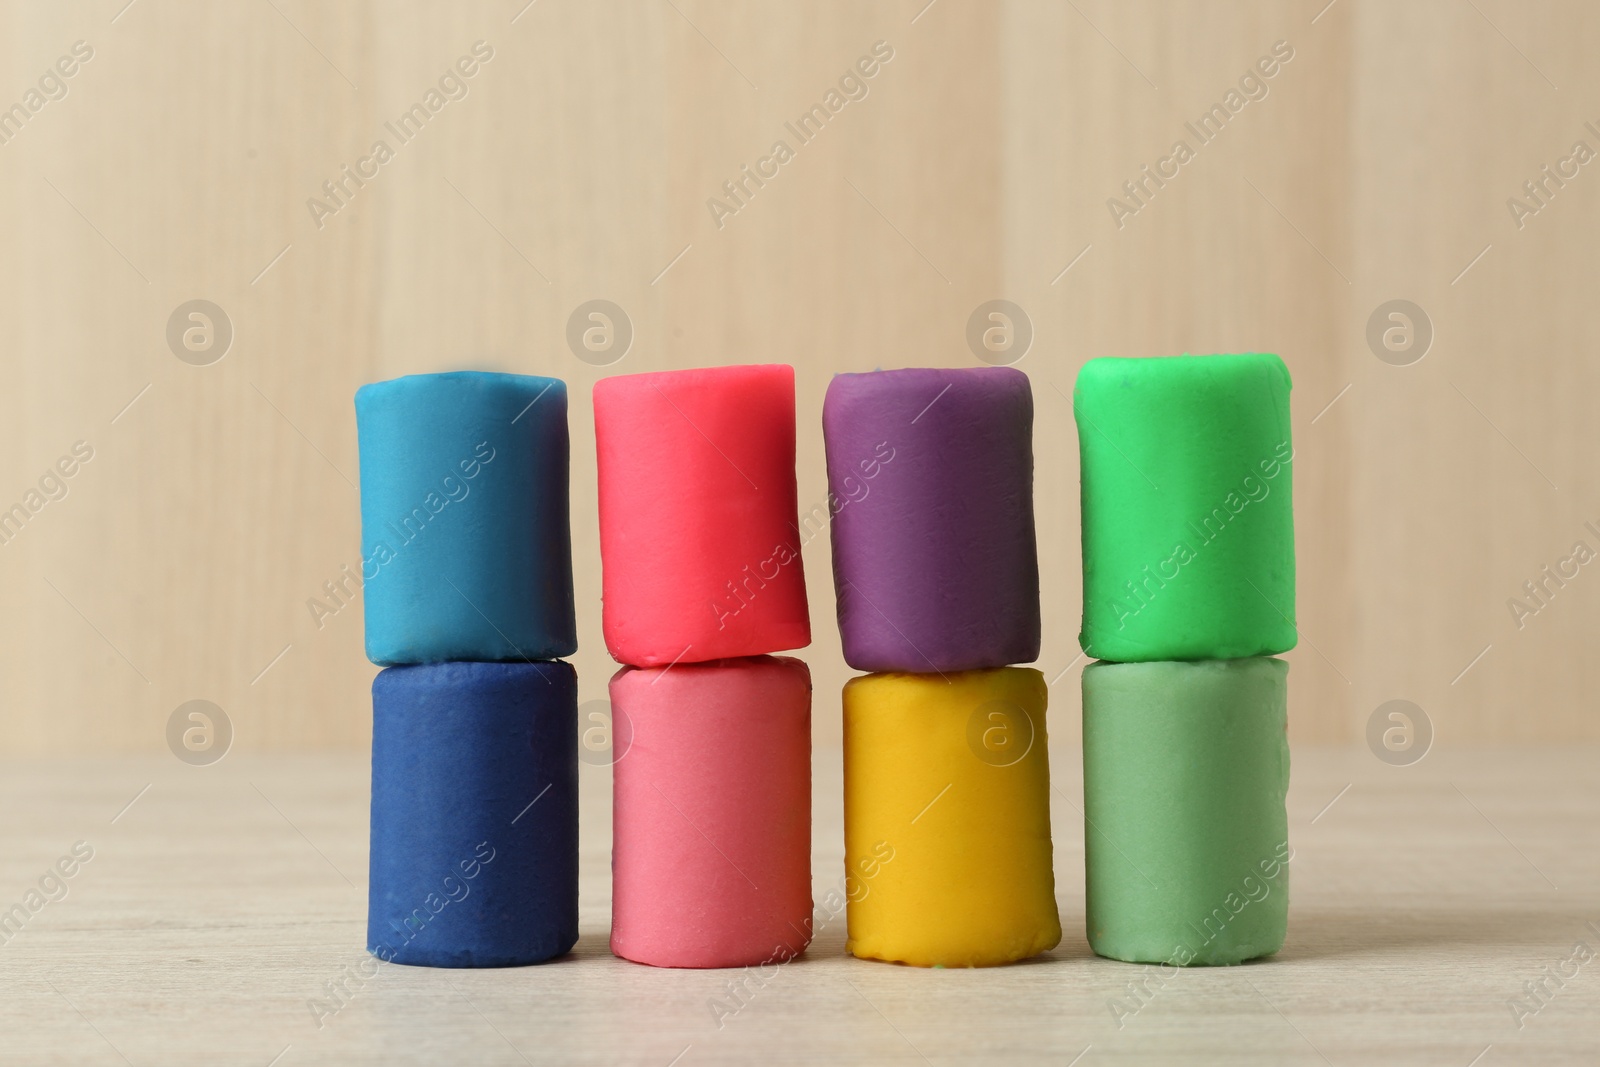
[355,371,575,666]
[1082,657,1290,966]
[1073,354,1296,663]
[594,365,810,667]
[609,656,812,968]
[367,660,577,967]
[843,668,1060,967]
[822,367,1041,673]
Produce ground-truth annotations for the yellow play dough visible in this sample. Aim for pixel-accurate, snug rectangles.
[843,668,1061,967]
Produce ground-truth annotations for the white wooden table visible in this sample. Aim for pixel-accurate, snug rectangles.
[1,745,1595,1065]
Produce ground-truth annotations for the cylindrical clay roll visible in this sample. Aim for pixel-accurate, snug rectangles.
[368,661,577,967]
[843,668,1060,967]
[823,367,1041,673]
[1073,354,1295,663]
[1082,657,1290,966]
[610,656,812,968]
[594,365,810,667]
[355,371,575,666]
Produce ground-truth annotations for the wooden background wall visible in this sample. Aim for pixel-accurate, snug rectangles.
[0,0,1594,754]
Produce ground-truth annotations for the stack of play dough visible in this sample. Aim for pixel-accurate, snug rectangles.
[1074,354,1294,966]
[356,371,578,967]
[595,365,814,969]
[824,367,1061,967]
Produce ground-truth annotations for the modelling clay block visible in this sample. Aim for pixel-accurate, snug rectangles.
[823,367,1040,672]
[610,656,812,968]
[594,365,810,667]
[368,660,577,967]
[843,668,1059,967]
[1082,656,1290,966]
[1074,354,1295,662]
[356,371,575,665]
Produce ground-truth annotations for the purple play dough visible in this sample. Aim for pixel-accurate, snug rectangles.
[822,367,1041,673]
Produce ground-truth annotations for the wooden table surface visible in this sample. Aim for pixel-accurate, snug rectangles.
[2,745,1595,1066]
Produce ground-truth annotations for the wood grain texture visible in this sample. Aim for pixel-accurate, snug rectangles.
[0,0,1595,752]
[1,745,1596,1065]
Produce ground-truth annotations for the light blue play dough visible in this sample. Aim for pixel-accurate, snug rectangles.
[355,371,575,665]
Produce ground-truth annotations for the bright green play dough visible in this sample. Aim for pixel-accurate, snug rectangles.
[1074,353,1295,662]
[1082,657,1290,966]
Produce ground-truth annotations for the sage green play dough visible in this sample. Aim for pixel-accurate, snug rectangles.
[1082,657,1290,966]
[1073,354,1295,662]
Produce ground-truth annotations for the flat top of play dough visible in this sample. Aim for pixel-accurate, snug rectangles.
[1075,352,1289,391]
[829,365,1028,384]
[355,369,566,402]
[592,363,794,395]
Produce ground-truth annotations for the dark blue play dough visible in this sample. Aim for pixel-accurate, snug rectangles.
[355,371,576,665]
[367,660,577,967]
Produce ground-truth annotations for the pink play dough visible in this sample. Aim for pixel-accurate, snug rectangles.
[593,365,811,667]
[610,656,813,968]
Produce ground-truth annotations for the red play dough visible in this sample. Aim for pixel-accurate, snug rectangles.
[610,656,813,969]
[594,365,811,666]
